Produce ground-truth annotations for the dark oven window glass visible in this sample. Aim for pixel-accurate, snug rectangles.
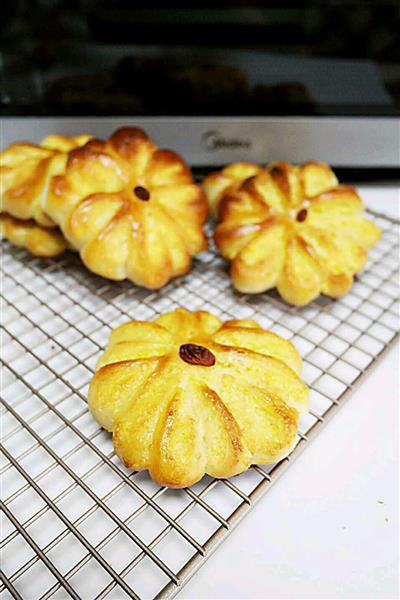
[1,1,399,116]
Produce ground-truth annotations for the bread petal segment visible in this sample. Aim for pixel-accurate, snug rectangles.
[203,162,262,216]
[201,386,252,478]
[300,227,368,276]
[145,149,193,187]
[213,326,302,374]
[277,238,322,306]
[214,220,265,260]
[113,360,180,471]
[321,273,354,298]
[215,376,298,464]
[251,170,289,214]
[41,134,92,152]
[300,161,338,197]
[1,143,50,167]
[96,342,171,370]
[88,358,160,431]
[81,215,132,280]
[335,217,381,249]
[307,196,381,251]
[223,319,260,329]
[108,127,156,178]
[88,309,309,487]
[208,344,309,415]
[152,185,208,254]
[139,203,192,286]
[268,161,303,208]
[218,184,270,226]
[231,223,288,293]
[46,141,127,232]
[0,213,67,257]
[67,194,125,248]
[156,308,222,339]
[150,384,208,488]
[307,186,363,216]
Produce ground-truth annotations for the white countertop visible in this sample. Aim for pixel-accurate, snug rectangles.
[180,186,400,600]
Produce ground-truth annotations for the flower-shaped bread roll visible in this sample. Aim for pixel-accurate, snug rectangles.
[46,128,208,288]
[208,161,381,305]
[88,309,309,488]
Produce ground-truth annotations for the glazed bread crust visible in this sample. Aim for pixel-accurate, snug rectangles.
[0,213,67,257]
[0,134,92,226]
[208,161,381,305]
[88,308,309,488]
[203,162,262,216]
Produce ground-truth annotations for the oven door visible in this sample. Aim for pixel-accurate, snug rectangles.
[1,116,399,167]
[1,3,399,167]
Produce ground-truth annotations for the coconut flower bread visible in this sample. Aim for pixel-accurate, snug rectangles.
[1,128,208,288]
[204,161,381,305]
[88,309,309,488]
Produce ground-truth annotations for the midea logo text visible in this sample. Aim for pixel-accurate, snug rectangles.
[202,130,252,152]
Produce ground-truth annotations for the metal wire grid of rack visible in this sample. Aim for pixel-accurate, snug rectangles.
[1,209,399,600]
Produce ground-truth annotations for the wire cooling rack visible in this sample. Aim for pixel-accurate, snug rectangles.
[1,208,399,600]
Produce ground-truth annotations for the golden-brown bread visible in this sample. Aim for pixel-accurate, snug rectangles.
[0,213,67,257]
[0,134,92,226]
[203,162,262,216]
[88,308,308,488]
[208,161,381,305]
[44,128,208,289]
